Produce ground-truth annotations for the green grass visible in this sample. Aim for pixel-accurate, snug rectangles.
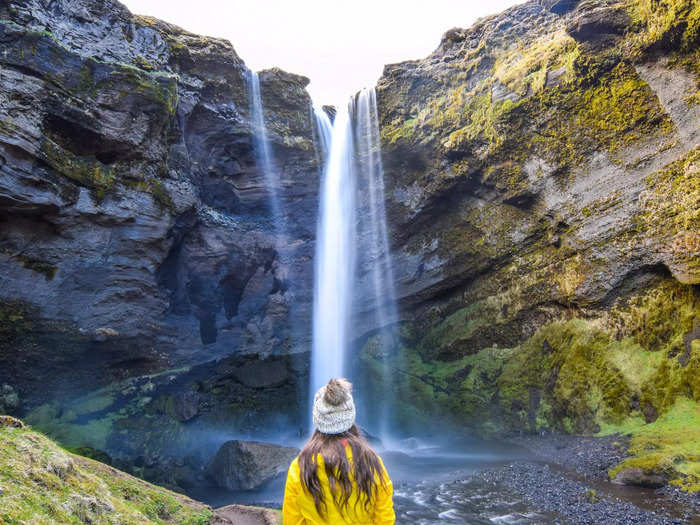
[0,424,212,524]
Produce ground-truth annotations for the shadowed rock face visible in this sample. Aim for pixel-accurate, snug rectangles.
[0,0,319,404]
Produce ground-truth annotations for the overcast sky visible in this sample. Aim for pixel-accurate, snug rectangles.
[120,0,523,105]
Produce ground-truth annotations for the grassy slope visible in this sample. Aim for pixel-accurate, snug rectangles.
[0,423,212,525]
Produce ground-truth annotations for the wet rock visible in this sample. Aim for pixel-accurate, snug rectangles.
[206,440,299,491]
[612,467,669,489]
[231,360,289,389]
[173,390,200,422]
[0,384,20,414]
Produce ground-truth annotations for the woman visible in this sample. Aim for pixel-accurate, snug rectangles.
[282,378,395,524]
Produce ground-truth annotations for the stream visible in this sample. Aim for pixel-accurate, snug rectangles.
[191,436,697,524]
[192,437,557,522]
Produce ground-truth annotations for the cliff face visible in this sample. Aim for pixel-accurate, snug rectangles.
[0,0,317,397]
[361,0,699,488]
[0,0,315,487]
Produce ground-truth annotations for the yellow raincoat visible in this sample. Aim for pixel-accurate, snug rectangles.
[282,446,395,524]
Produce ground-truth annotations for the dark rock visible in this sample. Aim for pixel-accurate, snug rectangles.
[322,105,337,122]
[206,440,299,491]
[0,384,20,414]
[0,0,319,406]
[612,467,669,489]
[0,415,24,428]
[173,390,200,422]
[565,4,631,43]
[643,402,658,423]
[231,360,289,388]
[540,0,580,15]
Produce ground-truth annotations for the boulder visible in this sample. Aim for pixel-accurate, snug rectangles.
[212,504,279,525]
[612,467,669,488]
[206,440,299,491]
[0,384,20,415]
[0,415,24,428]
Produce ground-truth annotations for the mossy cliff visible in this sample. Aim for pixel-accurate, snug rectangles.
[364,0,700,491]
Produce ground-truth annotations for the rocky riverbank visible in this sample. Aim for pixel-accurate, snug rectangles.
[393,434,698,524]
[476,433,700,525]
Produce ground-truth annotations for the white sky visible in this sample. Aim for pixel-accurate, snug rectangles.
[120,0,523,105]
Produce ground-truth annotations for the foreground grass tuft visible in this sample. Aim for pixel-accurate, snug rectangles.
[0,423,211,524]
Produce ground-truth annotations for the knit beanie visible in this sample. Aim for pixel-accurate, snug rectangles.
[312,378,356,434]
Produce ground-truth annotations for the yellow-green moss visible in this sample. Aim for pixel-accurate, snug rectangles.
[493,29,577,96]
[636,147,700,283]
[0,425,211,524]
[40,140,117,200]
[626,0,700,53]
[362,277,698,451]
[607,397,700,492]
[528,61,675,167]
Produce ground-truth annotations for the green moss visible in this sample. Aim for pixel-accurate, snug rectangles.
[148,179,175,211]
[1,250,57,280]
[25,403,118,452]
[608,397,700,492]
[0,425,211,524]
[40,140,117,200]
[418,305,490,360]
[363,276,698,447]
[636,147,700,283]
[606,278,698,355]
[132,55,154,71]
[493,29,577,96]
[626,0,700,53]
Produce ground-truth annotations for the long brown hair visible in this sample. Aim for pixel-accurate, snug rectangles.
[298,424,386,518]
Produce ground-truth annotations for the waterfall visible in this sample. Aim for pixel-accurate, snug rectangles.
[310,104,356,398]
[310,88,398,435]
[354,89,398,346]
[248,70,284,232]
[354,89,399,437]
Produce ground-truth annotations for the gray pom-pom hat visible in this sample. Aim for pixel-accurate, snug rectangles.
[312,378,356,434]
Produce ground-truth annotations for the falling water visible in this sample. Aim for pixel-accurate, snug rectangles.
[354,88,399,437]
[355,89,399,347]
[248,70,284,231]
[310,104,356,399]
[309,89,399,436]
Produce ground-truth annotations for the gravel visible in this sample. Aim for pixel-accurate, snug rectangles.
[473,462,689,525]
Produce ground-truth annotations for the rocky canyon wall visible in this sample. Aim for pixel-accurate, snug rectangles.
[358,0,699,489]
[1,0,698,492]
[0,0,315,487]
